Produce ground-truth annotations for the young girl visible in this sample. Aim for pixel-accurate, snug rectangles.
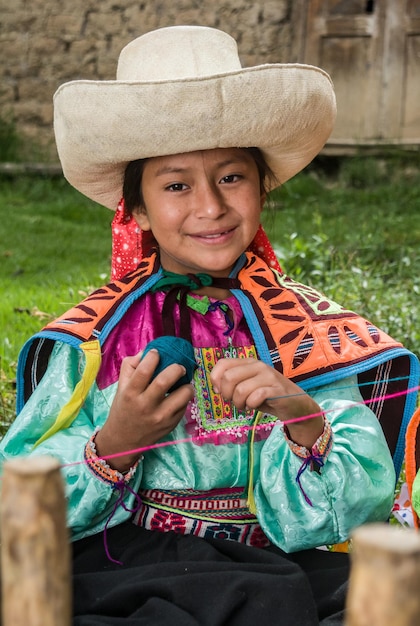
[1,25,419,626]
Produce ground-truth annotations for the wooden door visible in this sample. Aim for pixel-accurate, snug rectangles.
[399,0,420,141]
[294,0,420,146]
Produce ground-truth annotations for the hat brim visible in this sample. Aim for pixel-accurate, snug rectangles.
[54,64,336,210]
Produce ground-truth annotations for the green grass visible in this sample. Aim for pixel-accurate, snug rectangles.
[266,155,420,351]
[0,176,111,281]
[0,176,112,426]
[1,154,420,431]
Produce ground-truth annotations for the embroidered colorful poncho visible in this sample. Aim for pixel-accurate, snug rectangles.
[17,246,419,479]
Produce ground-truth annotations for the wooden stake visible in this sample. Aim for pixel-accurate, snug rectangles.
[1,456,71,626]
[346,522,420,626]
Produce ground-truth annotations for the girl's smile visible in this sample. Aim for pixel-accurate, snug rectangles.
[134,148,265,277]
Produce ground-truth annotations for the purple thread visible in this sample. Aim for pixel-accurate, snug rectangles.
[103,481,142,565]
[208,301,234,335]
[295,453,324,507]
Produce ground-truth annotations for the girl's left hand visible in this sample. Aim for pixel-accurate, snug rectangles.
[210,357,324,449]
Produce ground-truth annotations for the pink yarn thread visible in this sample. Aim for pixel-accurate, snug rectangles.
[70,382,420,471]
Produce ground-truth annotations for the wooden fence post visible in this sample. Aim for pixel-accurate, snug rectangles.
[345,522,420,626]
[0,456,71,626]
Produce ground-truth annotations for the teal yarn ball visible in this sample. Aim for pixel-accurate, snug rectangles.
[142,336,197,392]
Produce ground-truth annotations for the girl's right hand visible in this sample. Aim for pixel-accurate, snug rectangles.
[94,349,194,472]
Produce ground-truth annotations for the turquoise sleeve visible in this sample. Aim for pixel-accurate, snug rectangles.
[0,342,143,541]
[255,378,396,552]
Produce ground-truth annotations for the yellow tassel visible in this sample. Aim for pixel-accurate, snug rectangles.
[34,340,102,447]
[247,411,262,515]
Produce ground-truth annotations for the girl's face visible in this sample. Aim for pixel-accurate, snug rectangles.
[134,148,265,277]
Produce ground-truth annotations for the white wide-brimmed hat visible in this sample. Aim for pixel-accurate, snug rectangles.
[53,25,336,210]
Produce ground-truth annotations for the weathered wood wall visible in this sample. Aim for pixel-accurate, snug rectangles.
[0,0,292,160]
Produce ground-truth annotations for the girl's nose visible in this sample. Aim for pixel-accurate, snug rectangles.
[195,182,227,218]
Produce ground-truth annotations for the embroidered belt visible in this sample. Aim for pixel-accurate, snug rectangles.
[132,487,271,548]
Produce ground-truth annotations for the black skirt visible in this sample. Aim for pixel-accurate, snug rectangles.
[72,521,349,625]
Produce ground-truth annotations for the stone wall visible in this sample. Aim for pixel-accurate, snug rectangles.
[0,0,292,160]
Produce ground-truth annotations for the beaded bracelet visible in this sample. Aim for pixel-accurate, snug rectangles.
[84,431,142,486]
[283,415,333,466]
[283,416,333,506]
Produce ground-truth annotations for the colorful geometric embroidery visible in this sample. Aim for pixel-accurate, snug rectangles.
[137,487,256,521]
[192,344,274,438]
[132,487,271,548]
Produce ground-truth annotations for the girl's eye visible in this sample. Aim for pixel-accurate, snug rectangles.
[220,174,241,184]
[166,183,188,192]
